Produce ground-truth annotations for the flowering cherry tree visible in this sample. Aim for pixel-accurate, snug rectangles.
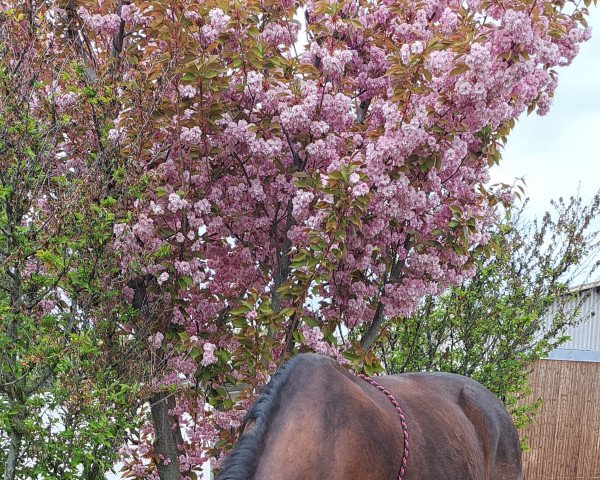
[1,0,593,478]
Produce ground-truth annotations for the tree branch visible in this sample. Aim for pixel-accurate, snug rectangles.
[360,236,411,350]
[356,98,371,124]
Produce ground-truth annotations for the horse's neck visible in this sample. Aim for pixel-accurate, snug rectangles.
[252,362,400,480]
[252,387,324,479]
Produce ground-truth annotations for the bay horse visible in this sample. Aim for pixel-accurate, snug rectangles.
[216,353,523,480]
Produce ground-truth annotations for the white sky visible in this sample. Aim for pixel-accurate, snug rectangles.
[491,10,600,217]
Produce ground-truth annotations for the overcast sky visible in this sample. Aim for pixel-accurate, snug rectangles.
[491,10,600,217]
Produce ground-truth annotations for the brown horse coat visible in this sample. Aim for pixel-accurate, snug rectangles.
[217,353,523,480]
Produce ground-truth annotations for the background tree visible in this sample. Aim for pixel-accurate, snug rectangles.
[0,3,142,479]
[0,0,594,478]
[377,192,600,433]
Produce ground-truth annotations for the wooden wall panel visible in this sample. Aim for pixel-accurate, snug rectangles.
[522,359,600,479]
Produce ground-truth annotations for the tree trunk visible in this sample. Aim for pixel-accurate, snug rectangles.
[4,428,22,480]
[4,277,23,480]
[150,391,185,480]
[360,302,385,351]
[127,276,185,480]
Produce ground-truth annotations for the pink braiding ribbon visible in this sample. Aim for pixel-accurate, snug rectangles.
[357,374,409,480]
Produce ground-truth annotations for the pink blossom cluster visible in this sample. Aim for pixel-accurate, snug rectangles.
[55,91,79,112]
[200,342,217,366]
[121,3,144,24]
[261,21,300,47]
[148,332,164,349]
[77,6,121,36]
[201,8,231,44]
[180,126,202,145]
[178,84,197,99]
[301,325,344,362]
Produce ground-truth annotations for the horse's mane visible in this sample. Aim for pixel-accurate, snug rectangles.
[215,355,303,480]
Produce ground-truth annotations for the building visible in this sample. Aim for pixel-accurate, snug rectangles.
[545,280,600,361]
[522,280,600,480]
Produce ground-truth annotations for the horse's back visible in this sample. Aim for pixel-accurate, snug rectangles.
[379,372,523,480]
[217,354,523,480]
